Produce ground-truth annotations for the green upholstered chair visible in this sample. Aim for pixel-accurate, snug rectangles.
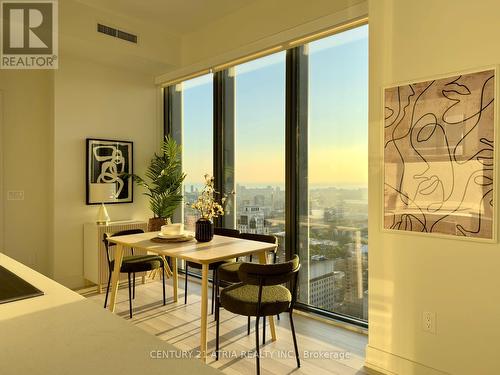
[103,229,166,319]
[184,227,240,315]
[216,232,279,338]
[215,255,301,374]
[217,233,278,284]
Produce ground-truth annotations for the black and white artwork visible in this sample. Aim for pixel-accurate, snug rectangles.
[384,69,495,239]
[86,138,133,204]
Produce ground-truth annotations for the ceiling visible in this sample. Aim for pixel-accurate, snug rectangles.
[76,0,252,35]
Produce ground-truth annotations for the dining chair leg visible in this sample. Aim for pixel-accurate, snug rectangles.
[262,316,266,345]
[104,271,111,308]
[132,272,136,299]
[277,314,280,321]
[161,264,166,305]
[127,273,133,319]
[214,271,219,322]
[184,263,189,304]
[215,295,220,361]
[255,316,261,375]
[211,269,216,315]
[289,310,300,368]
[247,316,251,335]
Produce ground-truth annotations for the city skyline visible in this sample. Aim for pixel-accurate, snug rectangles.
[183,181,369,190]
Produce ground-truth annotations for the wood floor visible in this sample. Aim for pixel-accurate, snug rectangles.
[83,276,369,375]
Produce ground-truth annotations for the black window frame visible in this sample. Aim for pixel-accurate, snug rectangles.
[162,26,369,329]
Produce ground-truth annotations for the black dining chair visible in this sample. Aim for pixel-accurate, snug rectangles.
[103,229,166,318]
[184,227,240,314]
[215,255,301,375]
[216,232,279,340]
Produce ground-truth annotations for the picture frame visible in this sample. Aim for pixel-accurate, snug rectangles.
[86,138,133,205]
[382,67,496,241]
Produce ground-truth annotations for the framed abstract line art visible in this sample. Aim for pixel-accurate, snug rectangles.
[384,68,495,240]
[86,138,133,205]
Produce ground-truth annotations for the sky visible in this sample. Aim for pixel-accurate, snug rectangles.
[181,25,368,188]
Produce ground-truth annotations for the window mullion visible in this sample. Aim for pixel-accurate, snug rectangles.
[286,46,309,301]
[213,70,236,229]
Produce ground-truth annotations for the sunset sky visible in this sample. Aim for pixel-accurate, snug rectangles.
[182,25,368,188]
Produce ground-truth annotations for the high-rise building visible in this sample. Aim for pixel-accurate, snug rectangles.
[237,206,268,234]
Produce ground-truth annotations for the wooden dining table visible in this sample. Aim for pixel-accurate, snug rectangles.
[106,231,278,362]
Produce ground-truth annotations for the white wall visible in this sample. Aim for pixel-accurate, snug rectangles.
[157,0,368,84]
[59,0,181,76]
[181,0,366,64]
[0,71,54,275]
[52,52,161,287]
[0,0,175,287]
[367,1,500,374]
[49,0,176,288]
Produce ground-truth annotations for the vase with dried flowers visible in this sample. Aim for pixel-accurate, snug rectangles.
[190,174,229,242]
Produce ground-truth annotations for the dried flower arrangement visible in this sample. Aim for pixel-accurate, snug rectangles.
[190,174,231,220]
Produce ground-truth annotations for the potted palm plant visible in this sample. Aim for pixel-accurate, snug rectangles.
[128,136,186,231]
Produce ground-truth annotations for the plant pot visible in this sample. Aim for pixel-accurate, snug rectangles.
[195,218,214,242]
[148,217,167,232]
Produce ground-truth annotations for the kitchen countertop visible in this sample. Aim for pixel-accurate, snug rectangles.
[0,253,221,375]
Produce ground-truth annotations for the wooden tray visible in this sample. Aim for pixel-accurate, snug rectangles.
[151,235,195,243]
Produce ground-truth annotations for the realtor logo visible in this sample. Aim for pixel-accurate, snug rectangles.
[1,0,58,69]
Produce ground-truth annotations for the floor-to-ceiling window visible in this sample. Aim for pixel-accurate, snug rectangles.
[299,25,368,321]
[164,24,368,325]
[180,74,213,231]
[231,52,287,258]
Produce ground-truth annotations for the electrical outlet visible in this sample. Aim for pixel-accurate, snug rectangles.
[422,311,436,334]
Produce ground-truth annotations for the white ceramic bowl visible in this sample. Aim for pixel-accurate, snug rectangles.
[161,223,184,236]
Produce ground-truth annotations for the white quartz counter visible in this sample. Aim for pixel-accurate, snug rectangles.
[0,253,221,375]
